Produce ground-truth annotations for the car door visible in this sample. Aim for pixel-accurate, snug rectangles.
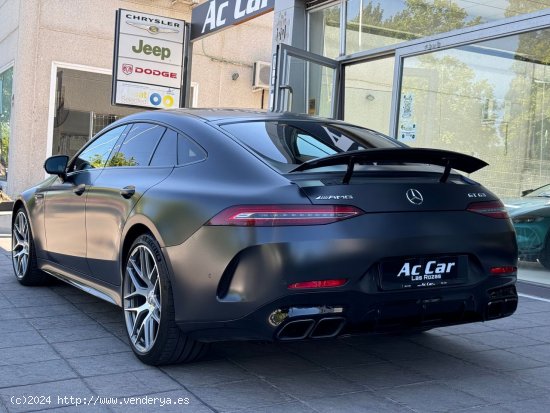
[85,123,175,285]
[43,125,127,273]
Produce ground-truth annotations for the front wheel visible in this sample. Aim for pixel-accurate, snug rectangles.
[123,234,208,365]
[12,208,50,286]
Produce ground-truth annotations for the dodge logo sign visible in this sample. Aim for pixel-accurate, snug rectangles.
[406,188,423,205]
[122,64,134,75]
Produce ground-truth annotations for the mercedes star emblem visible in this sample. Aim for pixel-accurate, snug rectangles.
[406,188,424,205]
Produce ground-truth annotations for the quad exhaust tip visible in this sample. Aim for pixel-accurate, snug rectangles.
[276,317,346,341]
[310,317,346,339]
[277,319,315,340]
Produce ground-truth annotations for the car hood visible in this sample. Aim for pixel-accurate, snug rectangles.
[503,196,550,218]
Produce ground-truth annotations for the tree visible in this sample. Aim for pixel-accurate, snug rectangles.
[0,67,12,179]
[346,0,482,42]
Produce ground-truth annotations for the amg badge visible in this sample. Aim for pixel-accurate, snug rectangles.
[315,195,354,200]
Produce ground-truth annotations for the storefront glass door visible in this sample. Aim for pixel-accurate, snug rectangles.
[343,55,395,135]
[274,44,340,118]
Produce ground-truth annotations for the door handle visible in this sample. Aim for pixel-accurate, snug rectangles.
[73,184,86,196]
[120,185,135,199]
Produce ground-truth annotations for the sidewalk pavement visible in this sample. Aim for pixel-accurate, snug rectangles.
[1,227,550,412]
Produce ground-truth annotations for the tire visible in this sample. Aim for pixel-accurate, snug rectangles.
[538,236,550,270]
[122,233,208,365]
[12,208,50,286]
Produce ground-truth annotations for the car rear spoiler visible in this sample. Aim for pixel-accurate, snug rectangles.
[290,148,488,184]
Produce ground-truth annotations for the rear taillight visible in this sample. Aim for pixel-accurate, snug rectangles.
[466,200,509,219]
[207,205,364,226]
[490,266,517,275]
[288,279,348,289]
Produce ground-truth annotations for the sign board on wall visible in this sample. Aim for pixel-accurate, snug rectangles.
[112,9,186,109]
[191,0,275,41]
[399,93,417,142]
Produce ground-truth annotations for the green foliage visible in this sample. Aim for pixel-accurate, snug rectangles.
[388,0,482,38]
[504,0,550,18]
[0,67,12,178]
[0,67,12,123]
[88,152,137,168]
[89,154,105,168]
[0,121,8,178]
[347,0,482,41]
[402,53,496,152]
[107,152,137,167]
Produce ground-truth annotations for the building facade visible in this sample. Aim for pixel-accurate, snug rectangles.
[0,0,273,196]
[271,0,550,200]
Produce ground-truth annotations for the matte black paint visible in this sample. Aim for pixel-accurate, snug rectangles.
[15,109,518,342]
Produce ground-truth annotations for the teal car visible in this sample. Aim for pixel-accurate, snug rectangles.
[505,184,550,269]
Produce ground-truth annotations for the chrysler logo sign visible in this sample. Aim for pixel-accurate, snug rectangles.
[406,189,424,205]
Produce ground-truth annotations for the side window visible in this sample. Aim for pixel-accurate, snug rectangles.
[150,129,177,166]
[73,125,126,171]
[108,123,165,167]
[178,134,206,165]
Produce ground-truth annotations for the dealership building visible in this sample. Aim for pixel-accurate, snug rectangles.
[1,1,550,280]
[0,0,273,196]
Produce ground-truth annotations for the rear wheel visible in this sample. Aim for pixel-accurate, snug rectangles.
[12,208,50,286]
[123,234,208,365]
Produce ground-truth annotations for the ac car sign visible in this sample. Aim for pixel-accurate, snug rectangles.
[191,0,275,40]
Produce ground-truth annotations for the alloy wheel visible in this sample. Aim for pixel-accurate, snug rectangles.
[123,244,162,353]
[12,211,30,278]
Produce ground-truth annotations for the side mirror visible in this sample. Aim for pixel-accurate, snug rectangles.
[521,189,534,197]
[44,155,69,179]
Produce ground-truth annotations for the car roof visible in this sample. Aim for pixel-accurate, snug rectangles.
[126,108,339,124]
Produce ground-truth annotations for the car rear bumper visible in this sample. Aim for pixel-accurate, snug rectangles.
[176,279,517,342]
[162,210,518,341]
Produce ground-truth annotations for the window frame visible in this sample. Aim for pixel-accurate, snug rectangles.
[106,122,167,168]
[68,124,131,175]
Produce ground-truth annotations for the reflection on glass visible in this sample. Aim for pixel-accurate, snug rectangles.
[344,56,395,134]
[0,67,13,181]
[345,0,550,55]
[52,68,139,160]
[309,4,341,58]
[505,183,550,272]
[397,28,550,279]
[285,56,336,117]
[399,29,550,197]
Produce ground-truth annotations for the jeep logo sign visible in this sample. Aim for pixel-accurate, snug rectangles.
[191,0,275,41]
[131,39,171,61]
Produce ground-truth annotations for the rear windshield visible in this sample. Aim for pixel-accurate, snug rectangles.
[220,120,403,171]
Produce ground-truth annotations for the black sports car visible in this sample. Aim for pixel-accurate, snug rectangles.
[12,109,518,365]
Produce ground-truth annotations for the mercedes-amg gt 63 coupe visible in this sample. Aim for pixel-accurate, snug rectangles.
[12,109,518,365]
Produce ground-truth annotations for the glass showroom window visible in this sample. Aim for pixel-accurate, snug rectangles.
[396,28,550,283]
[398,28,550,198]
[0,66,12,181]
[309,3,342,58]
[345,0,550,55]
[52,68,139,160]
